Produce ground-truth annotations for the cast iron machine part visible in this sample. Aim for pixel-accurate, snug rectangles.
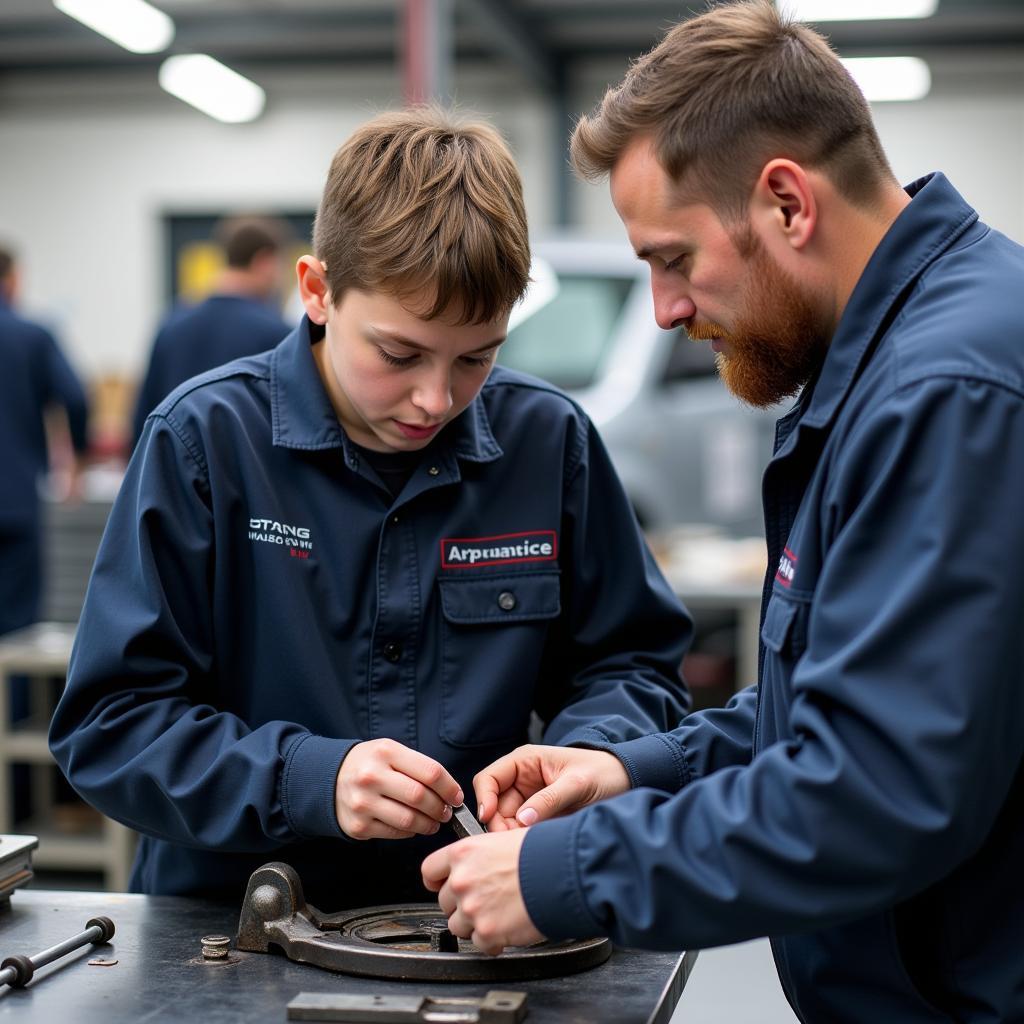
[0,916,116,989]
[235,862,611,982]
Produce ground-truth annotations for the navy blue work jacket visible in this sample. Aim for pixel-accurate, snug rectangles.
[0,298,89,527]
[131,294,290,447]
[50,318,691,907]
[521,174,1024,1022]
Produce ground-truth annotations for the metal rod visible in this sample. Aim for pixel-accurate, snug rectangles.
[1,916,115,988]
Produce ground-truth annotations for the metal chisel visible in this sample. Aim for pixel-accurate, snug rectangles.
[449,803,486,839]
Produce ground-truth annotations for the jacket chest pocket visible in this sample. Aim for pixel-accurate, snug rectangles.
[438,572,560,748]
[760,591,810,662]
[758,591,811,748]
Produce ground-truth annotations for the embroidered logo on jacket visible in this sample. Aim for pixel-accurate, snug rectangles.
[775,547,797,587]
[248,517,314,559]
[441,530,557,569]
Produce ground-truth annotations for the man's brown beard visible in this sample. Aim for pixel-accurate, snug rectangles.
[696,238,829,409]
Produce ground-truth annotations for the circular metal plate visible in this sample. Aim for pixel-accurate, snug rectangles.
[294,903,612,981]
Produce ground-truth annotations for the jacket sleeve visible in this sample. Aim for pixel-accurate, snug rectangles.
[37,327,89,453]
[521,377,1024,949]
[537,418,693,752]
[49,414,353,852]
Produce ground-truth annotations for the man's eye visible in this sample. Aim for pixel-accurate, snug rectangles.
[379,349,417,367]
[664,254,686,272]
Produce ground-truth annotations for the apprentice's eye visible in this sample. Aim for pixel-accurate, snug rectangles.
[460,353,495,368]
[664,253,687,273]
[378,349,417,367]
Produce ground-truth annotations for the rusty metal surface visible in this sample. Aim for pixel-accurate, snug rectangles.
[236,863,611,982]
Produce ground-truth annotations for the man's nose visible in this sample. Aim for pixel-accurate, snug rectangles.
[651,276,697,331]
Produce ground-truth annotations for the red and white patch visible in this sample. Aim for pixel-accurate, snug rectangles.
[775,546,797,587]
[441,530,558,569]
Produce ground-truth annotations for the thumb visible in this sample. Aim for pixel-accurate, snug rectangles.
[515,772,590,826]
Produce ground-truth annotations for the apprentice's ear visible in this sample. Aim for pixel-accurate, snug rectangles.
[751,159,817,251]
[296,256,331,324]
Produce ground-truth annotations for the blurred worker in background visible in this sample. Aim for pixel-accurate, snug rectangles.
[131,215,292,447]
[50,108,691,909]
[0,246,89,637]
[423,2,1024,1021]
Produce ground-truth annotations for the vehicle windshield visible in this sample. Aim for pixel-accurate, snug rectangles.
[499,268,633,391]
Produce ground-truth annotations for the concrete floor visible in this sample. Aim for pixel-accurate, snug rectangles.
[670,938,800,1023]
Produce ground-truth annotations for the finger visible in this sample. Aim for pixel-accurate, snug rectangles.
[472,930,505,957]
[377,770,452,824]
[421,848,451,891]
[436,883,457,917]
[388,745,463,806]
[446,907,474,941]
[515,771,591,826]
[473,751,525,822]
[343,815,418,841]
[367,795,443,837]
[496,786,526,820]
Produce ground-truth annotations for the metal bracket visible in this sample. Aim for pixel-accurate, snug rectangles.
[286,989,526,1022]
[236,862,610,982]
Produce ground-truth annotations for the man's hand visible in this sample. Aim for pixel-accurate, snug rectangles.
[474,744,631,831]
[335,739,462,840]
[421,829,543,955]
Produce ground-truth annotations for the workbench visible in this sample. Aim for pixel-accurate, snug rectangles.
[0,889,695,1023]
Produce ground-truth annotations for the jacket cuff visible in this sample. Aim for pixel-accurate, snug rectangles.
[571,733,687,792]
[520,814,603,940]
[280,733,357,839]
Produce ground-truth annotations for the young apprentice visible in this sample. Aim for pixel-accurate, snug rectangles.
[49,108,691,908]
[423,3,1024,1021]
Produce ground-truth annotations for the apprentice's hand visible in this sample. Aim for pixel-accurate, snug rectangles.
[474,744,630,831]
[421,829,543,956]
[335,739,462,840]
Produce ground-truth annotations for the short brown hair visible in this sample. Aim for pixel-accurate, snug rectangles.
[571,0,896,219]
[313,107,530,324]
[215,216,287,269]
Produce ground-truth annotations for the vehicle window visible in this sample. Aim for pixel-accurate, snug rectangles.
[500,274,633,391]
[661,330,719,383]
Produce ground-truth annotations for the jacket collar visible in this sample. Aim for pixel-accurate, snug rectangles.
[270,315,502,464]
[796,172,978,433]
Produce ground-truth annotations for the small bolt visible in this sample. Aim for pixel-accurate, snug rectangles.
[427,925,459,953]
[201,935,231,960]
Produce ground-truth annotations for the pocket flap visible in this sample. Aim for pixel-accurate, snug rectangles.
[760,595,803,654]
[439,573,561,625]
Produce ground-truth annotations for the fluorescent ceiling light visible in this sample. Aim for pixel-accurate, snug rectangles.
[841,56,931,102]
[780,0,937,19]
[54,0,174,54]
[159,54,266,124]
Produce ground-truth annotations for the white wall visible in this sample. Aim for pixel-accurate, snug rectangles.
[1,52,1022,381]
[0,65,555,378]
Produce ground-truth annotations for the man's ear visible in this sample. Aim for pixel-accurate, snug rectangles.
[751,159,817,251]
[296,255,330,324]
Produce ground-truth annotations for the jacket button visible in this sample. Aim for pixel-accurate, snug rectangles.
[383,641,403,662]
[428,465,440,476]
[497,591,516,612]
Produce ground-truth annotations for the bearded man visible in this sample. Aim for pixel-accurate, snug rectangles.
[422,2,1024,1021]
